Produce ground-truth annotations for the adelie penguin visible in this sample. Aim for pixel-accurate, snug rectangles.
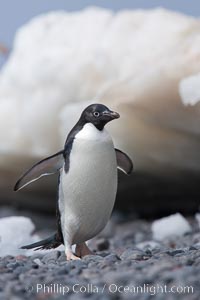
[14,104,133,260]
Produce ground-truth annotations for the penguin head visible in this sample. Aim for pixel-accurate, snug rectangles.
[80,104,120,130]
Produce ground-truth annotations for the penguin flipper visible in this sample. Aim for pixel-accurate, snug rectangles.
[115,148,133,175]
[20,233,62,250]
[14,150,64,191]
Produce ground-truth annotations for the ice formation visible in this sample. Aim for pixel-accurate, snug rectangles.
[179,73,200,105]
[1,7,200,178]
[195,213,200,229]
[151,213,192,241]
[136,241,161,251]
[0,216,64,256]
[0,216,41,256]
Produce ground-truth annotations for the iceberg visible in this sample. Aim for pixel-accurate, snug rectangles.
[0,216,41,256]
[179,73,200,105]
[151,213,192,241]
[1,8,200,211]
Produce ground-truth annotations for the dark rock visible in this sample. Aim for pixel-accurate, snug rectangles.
[97,254,120,269]
[13,266,32,275]
[30,253,44,260]
[103,254,120,263]
[67,259,87,270]
[167,249,185,256]
[4,256,14,260]
[82,255,103,262]
[7,262,21,270]
[192,243,200,250]
[96,238,110,251]
[42,251,60,264]
[189,246,197,251]
[32,258,43,266]
[186,258,194,266]
[57,251,66,262]
[55,266,68,275]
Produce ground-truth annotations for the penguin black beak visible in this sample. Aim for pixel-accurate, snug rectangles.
[103,110,120,120]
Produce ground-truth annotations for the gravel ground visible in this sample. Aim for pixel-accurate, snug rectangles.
[0,212,200,300]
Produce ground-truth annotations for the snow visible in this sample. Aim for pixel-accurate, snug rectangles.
[151,213,192,241]
[195,213,200,229]
[0,216,40,256]
[1,7,200,176]
[0,216,63,256]
[179,73,200,105]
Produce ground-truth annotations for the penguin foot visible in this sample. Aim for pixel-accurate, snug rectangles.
[65,250,80,261]
[75,242,94,258]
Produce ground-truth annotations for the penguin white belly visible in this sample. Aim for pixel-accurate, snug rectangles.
[59,124,118,245]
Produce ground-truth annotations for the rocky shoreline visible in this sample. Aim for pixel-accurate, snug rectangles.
[0,210,199,300]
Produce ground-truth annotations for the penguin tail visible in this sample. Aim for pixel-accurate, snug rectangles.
[20,233,62,251]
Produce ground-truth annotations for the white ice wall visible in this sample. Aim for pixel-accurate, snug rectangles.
[1,7,200,175]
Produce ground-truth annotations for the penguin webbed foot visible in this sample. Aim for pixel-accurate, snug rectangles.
[65,243,93,260]
[75,242,94,258]
[65,250,81,261]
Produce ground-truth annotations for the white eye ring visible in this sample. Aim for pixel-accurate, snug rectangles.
[93,111,100,117]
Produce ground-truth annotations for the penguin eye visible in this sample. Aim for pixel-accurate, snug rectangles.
[93,111,100,117]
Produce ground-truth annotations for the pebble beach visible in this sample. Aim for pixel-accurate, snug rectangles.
[0,211,199,300]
